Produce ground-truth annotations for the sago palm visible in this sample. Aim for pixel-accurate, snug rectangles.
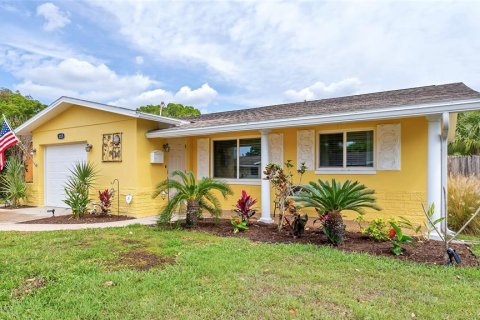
[291,179,380,244]
[153,170,233,227]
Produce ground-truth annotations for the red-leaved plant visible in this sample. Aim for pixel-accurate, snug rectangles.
[98,189,113,215]
[234,190,257,223]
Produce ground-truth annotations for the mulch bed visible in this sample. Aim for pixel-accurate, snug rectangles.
[22,214,134,224]
[184,219,479,267]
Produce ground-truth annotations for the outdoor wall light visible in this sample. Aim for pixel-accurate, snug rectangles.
[162,143,170,152]
[160,191,167,200]
[85,144,93,152]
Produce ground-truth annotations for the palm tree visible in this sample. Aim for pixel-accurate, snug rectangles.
[449,111,480,155]
[153,170,233,227]
[291,179,380,244]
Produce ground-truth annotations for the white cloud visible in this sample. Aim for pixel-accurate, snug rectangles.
[284,78,362,102]
[135,56,144,65]
[36,2,70,32]
[82,0,480,109]
[111,83,218,108]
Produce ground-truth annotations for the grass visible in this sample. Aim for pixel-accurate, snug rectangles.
[0,225,479,319]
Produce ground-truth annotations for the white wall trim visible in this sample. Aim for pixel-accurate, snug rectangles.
[217,178,261,185]
[315,170,377,175]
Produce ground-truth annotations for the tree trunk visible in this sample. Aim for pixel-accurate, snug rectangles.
[323,211,346,245]
[186,200,200,227]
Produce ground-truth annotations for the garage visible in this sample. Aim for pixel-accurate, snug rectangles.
[44,143,87,207]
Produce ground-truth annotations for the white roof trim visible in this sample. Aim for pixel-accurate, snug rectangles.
[15,96,188,135]
[146,99,480,138]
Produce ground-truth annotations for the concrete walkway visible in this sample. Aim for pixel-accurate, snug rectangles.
[0,216,158,231]
[0,206,157,232]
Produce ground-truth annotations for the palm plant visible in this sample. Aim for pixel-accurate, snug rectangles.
[291,179,380,244]
[449,111,480,155]
[153,170,233,227]
[0,157,28,207]
[63,162,97,218]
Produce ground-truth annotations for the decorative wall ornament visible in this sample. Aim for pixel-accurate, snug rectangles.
[197,138,209,179]
[102,133,122,162]
[268,133,284,167]
[377,124,401,170]
[297,129,315,170]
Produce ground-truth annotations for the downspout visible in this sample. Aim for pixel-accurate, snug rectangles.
[440,112,453,235]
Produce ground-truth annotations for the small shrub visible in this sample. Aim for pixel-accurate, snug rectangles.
[63,162,97,218]
[233,190,256,223]
[388,222,413,256]
[448,175,480,235]
[0,158,27,207]
[361,218,390,241]
[231,217,248,233]
[96,188,114,215]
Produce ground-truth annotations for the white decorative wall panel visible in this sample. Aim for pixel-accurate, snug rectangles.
[268,133,284,167]
[297,129,315,170]
[377,124,401,170]
[197,138,210,178]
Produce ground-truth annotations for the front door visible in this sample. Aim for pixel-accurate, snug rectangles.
[167,138,187,215]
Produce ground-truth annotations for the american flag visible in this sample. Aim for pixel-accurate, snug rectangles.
[0,116,20,171]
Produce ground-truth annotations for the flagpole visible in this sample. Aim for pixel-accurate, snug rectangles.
[2,114,38,167]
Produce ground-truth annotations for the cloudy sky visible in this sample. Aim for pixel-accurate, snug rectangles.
[0,0,479,113]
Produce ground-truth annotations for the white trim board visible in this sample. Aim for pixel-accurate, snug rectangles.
[16,96,188,135]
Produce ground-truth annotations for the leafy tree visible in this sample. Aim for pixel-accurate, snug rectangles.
[137,103,201,119]
[153,170,232,227]
[449,111,480,155]
[0,89,47,128]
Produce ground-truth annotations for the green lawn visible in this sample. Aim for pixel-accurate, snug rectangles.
[1,225,479,319]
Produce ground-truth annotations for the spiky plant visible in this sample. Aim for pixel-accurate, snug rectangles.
[63,161,97,218]
[291,179,380,244]
[153,170,233,227]
[0,157,28,207]
[449,111,480,155]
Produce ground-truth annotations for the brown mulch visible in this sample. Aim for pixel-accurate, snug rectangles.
[183,219,479,267]
[110,250,175,271]
[1,205,36,209]
[22,214,134,224]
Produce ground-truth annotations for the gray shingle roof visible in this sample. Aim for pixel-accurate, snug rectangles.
[165,83,480,131]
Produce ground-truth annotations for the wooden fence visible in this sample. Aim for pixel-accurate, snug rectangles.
[448,156,480,176]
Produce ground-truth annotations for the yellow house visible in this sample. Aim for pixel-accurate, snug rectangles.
[15,83,480,225]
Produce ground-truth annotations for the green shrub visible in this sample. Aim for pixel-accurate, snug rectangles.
[63,162,97,218]
[361,218,390,241]
[0,157,28,207]
[448,175,480,235]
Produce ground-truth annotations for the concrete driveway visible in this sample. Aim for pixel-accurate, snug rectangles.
[0,206,71,224]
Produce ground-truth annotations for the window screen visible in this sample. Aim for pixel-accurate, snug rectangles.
[213,140,237,178]
[239,138,261,179]
[346,131,374,167]
[319,133,344,167]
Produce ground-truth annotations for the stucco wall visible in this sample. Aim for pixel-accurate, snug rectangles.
[27,105,169,217]
[191,117,428,224]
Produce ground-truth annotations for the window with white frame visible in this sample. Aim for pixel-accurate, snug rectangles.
[213,138,261,179]
[318,130,374,169]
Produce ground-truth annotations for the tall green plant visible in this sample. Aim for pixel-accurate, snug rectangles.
[153,170,233,227]
[0,157,28,207]
[449,111,480,155]
[63,162,97,218]
[291,179,380,244]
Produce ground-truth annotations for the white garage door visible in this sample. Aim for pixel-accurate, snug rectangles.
[44,144,87,207]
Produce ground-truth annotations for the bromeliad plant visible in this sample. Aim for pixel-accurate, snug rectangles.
[388,222,413,255]
[153,170,233,227]
[291,179,380,245]
[231,217,249,233]
[63,162,98,218]
[233,190,257,223]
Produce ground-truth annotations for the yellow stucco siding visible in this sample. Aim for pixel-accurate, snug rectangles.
[192,117,428,224]
[27,105,169,217]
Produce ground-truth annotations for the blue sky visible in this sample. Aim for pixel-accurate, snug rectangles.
[1,0,480,113]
